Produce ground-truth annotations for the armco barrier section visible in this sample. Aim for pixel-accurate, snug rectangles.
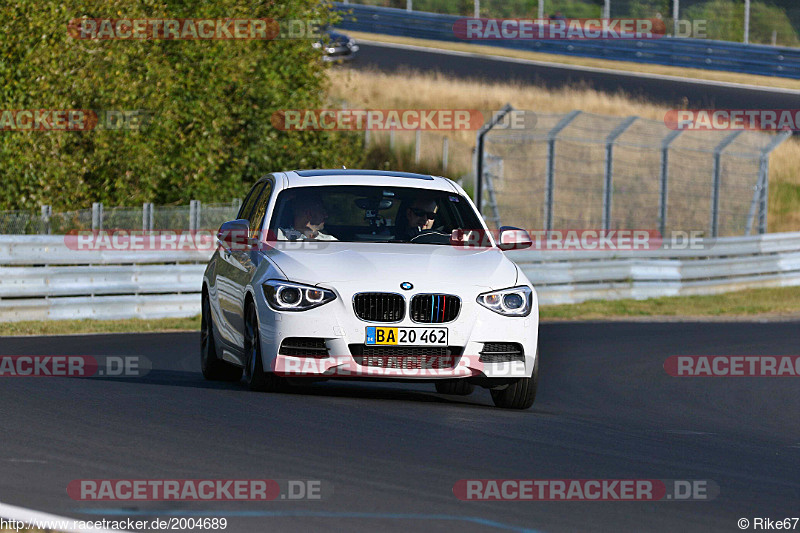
[0,236,212,322]
[332,3,800,79]
[1,232,800,321]
[509,232,800,304]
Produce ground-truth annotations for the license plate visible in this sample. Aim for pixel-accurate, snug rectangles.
[365,327,448,346]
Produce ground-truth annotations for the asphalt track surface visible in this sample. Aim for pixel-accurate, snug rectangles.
[351,41,800,109]
[1,321,799,532]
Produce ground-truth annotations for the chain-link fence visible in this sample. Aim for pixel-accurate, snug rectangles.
[364,128,475,186]
[477,108,789,237]
[0,201,241,235]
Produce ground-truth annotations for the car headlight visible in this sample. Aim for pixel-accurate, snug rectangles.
[477,286,532,316]
[312,41,322,49]
[263,280,336,312]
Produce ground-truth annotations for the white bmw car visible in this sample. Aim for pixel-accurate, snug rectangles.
[201,169,539,409]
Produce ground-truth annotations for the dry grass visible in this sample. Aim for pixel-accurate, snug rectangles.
[346,30,800,91]
[328,67,800,232]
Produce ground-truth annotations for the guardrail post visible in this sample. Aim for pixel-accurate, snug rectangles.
[744,0,751,44]
[40,205,51,235]
[142,203,154,231]
[659,129,683,236]
[189,200,201,231]
[475,103,513,214]
[364,129,370,149]
[415,130,421,164]
[603,116,637,231]
[474,0,480,18]
[92,202,103,231]
[389,129,395,149]
[442,137,449,174]
[406,0,412,11]
[745,130,791,235]
[545,110,581,231]
[710,130,744,237]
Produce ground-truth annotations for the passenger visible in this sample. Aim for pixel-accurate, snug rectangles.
[278,194,337,241]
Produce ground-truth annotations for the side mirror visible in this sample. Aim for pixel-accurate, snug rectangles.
[450,229,492,248]
[217,219,251,250]
[497,226,533,251]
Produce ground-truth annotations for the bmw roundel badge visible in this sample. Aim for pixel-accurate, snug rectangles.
[400,282,413,291]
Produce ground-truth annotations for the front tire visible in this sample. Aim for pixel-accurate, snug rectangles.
[244,302,285,392]
[490,351,538,410]
[201,293,243,382]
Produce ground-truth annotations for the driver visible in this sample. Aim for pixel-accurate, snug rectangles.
[404,197,438,239]
[278,193,337,241]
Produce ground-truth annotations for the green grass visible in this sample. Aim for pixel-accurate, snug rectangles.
[0,316,201,337]
[1,286,800,336]
[540,286,800,320]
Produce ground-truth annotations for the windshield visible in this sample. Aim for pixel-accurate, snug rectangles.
[266,185,485,245]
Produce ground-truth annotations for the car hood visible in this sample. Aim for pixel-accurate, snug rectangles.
[263,242,518,290]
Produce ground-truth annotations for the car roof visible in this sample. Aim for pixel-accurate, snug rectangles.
[282,169,457,191]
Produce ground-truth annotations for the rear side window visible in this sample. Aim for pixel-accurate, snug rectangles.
[249,181,273,239]
[238,181,266,222]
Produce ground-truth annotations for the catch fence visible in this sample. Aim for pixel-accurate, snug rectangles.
[477,107,790,237]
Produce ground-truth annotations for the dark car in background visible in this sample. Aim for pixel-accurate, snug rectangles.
[315,29,359,62]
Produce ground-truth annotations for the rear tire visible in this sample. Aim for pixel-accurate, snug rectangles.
[435,380,475,396]
[201,293,243,382]
[244,302,285,392]
[490,350,538,410]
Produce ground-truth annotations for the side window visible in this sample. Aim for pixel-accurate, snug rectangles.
[248,180,273,239]
[238,182,266,223]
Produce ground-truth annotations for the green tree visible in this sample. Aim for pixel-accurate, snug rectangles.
[0,0,364,210]
[685,0,798,45]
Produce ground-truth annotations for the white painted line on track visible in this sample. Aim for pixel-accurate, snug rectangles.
[0,501,128,533]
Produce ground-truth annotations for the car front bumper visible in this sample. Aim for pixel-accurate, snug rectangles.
[254,282,538,381]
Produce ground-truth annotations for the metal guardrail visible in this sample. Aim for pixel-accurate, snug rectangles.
[509,232,800,304]
[1,232,800,321]
[333,3,800,79]
[0,236,212,322]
